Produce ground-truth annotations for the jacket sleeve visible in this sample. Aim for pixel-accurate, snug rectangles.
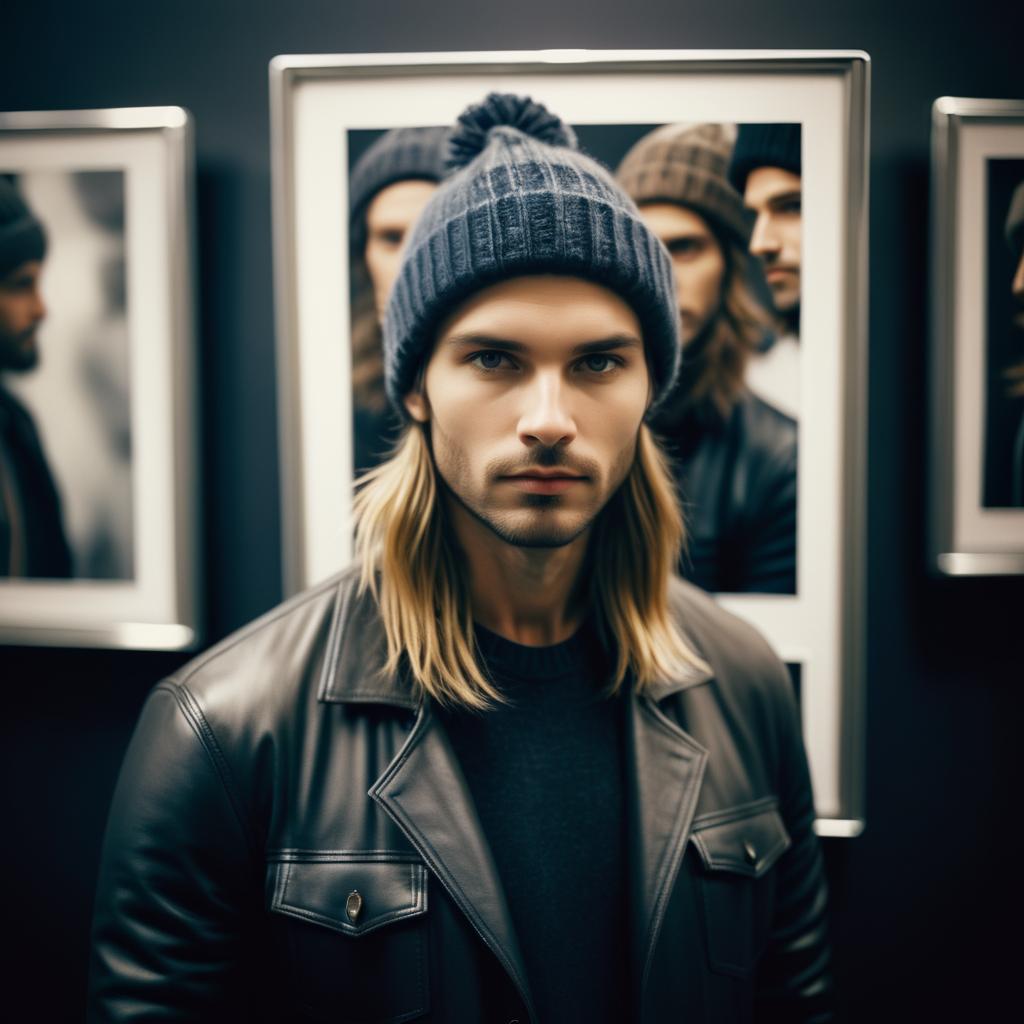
[754,661,835,1023]
[87,681,258,1022]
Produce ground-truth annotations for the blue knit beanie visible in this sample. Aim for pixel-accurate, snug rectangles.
[0,177,47,278]
[382,93,682,413]
[348,126,450,253]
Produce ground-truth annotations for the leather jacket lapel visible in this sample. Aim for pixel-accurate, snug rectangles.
[628,691,709,998]
[370,703,537,1023]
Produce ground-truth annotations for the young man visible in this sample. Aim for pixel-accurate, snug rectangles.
[728,124,803,419]
[89,95,832,1023]
[0,177,72,578]
[348,126,448,472]
[618,122,798,594]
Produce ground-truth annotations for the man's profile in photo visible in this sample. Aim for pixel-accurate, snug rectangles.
[729,123,802,420]
[0,176,72,578]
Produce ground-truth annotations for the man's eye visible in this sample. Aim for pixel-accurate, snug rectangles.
[373,229,405,248]
[667,238,701,257]
[581,354,617,374]
[471,351,509,371]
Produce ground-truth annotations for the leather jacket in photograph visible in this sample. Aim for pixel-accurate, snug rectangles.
[657,387,798,595]
[87,568,833,1023]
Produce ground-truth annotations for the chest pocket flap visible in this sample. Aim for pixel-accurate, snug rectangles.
[270,856,428,937]
[690,798,790,879]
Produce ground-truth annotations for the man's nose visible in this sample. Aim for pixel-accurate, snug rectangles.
[517,371,577,449]
[30,285,46,323]
[748,212,780,257]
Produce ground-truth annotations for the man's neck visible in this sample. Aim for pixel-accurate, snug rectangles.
[444,495,589,647]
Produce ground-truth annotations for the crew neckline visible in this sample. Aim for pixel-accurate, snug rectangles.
[474,619,598,680]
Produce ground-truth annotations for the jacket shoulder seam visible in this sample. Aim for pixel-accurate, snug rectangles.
[155,680,259,858]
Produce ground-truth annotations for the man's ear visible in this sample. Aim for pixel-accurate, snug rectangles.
[403,388,430,423]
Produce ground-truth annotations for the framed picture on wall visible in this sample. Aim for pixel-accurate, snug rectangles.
[270,50,870,833]
[930,97,1024,575]
[0,108,201,649]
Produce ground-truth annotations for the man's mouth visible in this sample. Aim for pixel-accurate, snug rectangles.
[501,470,587,494]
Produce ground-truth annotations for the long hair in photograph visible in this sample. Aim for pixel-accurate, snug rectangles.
[661,234,773,426]
[353,423,706,708]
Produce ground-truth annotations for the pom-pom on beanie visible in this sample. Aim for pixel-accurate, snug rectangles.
[348,126,450,248]
[727,123,802,195]
[382,93,682,413]
[0,177,46,278]
[616,122,752,248]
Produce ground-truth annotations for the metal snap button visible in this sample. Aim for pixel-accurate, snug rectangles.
[346,890,363,923]
[743,840,758,865]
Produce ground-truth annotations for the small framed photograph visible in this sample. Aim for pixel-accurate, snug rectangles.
[0,108,200,649]
[930,97,1024,575]
[270,50,869,831]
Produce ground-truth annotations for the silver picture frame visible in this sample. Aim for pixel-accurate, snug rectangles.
[930,97,1024,576]
[0,107,200,649]
[269,50,870,834]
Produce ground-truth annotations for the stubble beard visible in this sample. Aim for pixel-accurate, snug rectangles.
[431,426,636,550]
[444,480,594,549]
[0,326,41,374]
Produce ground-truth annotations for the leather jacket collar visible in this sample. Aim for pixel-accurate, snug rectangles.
[317,572,714,711]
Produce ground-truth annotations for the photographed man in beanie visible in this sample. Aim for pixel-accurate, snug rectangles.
[728,123,802,419]
[89,95,832,1023]
[0,177,72,578]
[985,179,1024,506]
[348,126,449,472]
[618,123,798,594]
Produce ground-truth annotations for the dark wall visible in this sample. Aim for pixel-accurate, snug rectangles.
[2,1,1022,1018]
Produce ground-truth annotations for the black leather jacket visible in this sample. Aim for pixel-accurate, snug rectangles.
[88,569,833,1023]
[656,389,797,595]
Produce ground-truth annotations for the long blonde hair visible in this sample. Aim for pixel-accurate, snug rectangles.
[353,423,706,708]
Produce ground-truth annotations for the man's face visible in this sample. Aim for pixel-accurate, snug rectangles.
[363,179,438,317]
[404,275,650,549]
[1012,247,1024,334]
[0,260,46,372]
[637,202,726,346]
[744,166,802,315]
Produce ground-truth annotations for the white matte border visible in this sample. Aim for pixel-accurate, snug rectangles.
[274,53,869,824]
[0,113,199,649]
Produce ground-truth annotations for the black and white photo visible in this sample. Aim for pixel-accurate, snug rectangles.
[0,108,200,647]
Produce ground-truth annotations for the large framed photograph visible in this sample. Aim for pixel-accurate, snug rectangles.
[0,108,200,649]
[270,51,869,832]
[930,98,1024,575]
